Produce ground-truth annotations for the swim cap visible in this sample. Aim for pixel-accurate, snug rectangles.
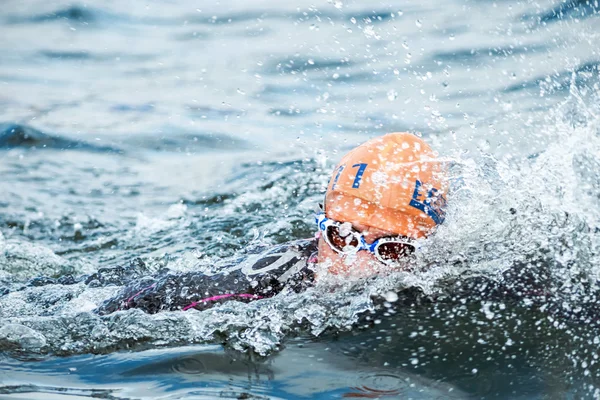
[324,132,448,239]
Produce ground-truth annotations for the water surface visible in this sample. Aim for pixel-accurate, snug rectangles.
[1,0,600,398]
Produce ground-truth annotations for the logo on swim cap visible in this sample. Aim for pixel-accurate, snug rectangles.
[409,180,447,225]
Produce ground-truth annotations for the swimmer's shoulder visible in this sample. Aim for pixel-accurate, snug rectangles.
[241,238,317,273]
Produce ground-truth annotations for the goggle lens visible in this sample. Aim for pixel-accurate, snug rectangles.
[376,241,415,261]
[326,225,360,252]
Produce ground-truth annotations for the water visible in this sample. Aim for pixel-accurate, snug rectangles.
[1,0,600,398]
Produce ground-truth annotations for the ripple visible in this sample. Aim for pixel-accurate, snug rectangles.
[346,372,466,399]
[0,384,119,398]
[346,373,404,398]
[171,356,207,375]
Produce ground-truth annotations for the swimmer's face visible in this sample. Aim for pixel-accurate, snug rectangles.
[317,220,412,276]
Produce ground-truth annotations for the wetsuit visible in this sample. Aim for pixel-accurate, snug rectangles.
[5,232,584,320]
[95,239,318,315]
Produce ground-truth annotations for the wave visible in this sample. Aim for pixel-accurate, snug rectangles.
[0,123,247,154]
[263,56,355,75]
[26,6,99,23]
[5,5,410,29]
[430,44,548,64]
[524,0,599,24]
[121,130,250,153]
[4,5,113,25]
[186,8,407,26]
[37,51,155,62]
[3,5,170,27]
[0,123,120,153]
[503,59,600,94]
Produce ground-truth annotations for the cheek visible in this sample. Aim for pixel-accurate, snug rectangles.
[317,237,338,265]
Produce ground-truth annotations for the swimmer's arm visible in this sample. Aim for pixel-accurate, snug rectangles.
[95,269,255,315]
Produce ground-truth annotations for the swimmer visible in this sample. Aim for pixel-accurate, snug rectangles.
[94,132,449,315]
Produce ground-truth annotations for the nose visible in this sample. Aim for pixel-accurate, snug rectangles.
[351,249,383,274]
[352,248,377,262]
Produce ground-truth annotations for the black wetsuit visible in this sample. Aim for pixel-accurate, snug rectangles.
[95,239,318,315]
[6,235,587,320]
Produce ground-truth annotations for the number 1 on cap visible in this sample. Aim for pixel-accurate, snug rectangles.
[351,163,368,188]
[330,165,345,190]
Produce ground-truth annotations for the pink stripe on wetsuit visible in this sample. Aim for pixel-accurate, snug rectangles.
[120,283,157,310]
[182,293,263,311]
[120,283,262,312]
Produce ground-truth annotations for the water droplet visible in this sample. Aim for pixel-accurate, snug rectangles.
[415,19,422,28]
[384,291,398,302]
[449,33,455,40]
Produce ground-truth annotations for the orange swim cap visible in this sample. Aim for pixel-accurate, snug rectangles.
[325,132,448,239]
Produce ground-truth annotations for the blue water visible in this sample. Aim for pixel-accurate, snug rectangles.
[1,0,600,398]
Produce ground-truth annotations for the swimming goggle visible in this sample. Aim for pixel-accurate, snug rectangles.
[315,213,416,264]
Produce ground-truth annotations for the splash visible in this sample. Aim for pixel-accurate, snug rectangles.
[2,76,600,362]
